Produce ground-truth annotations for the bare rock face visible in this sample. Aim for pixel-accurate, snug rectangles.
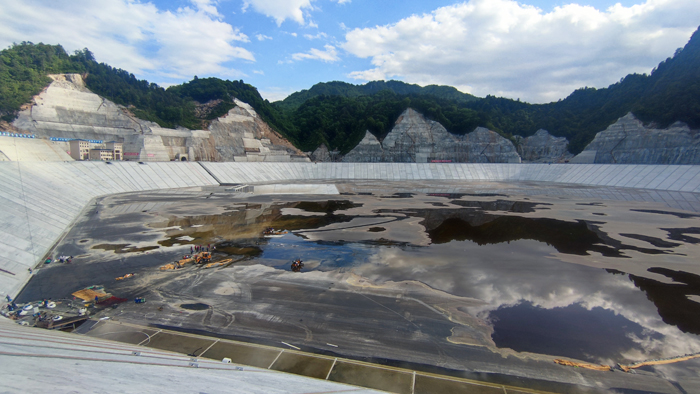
[516,129,573,163]
[571,113,700,164]
[208,99,307,162]
[341,131,384,162]
[12,74,307,162]
[310,143,331,162]
[342,108,520,163]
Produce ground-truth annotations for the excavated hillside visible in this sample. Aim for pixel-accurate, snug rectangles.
[8,74,308,162]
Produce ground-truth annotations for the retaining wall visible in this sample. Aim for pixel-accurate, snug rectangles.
[202,162,700,192]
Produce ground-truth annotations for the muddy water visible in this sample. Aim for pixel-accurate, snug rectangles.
[25,189,700,368]
[137,193,700,364]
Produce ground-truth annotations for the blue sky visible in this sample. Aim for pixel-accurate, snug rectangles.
[1,0,698,103]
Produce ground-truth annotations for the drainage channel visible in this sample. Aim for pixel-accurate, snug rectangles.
[78,320,557,394]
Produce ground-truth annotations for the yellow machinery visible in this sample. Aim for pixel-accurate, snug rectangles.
[160,252,212,270]
[205,258,232,268]
[195,252,211,264]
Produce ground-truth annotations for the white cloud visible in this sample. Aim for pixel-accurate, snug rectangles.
[291,44,340,62]
[342,0,700,103]
[256,34,273,41]
[258,87,296,102]
[253,70,265,75]
[242,0,314,26]
[303,32,328,40]
[190,0,220,17]
[333,0,351,4]
[0,0,253,83]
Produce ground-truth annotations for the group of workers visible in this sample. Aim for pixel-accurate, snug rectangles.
[191,244,213,253]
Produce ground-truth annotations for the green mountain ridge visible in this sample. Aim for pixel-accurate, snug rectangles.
[274,80,478,112]
[1,25,699,155]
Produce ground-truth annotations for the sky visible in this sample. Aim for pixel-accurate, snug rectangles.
[0,0,698,103]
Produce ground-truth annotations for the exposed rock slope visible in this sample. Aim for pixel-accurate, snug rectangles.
[12,74,307,162]
[342,108,521,163]
[516,129,573,163]
[342,131,384,162]
[571,113,700,164]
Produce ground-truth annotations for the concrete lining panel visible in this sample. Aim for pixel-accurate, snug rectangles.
[328,361,414,394]
[107,164,141,191]
[620,165,655,188]
[657,166,692,190]
[636,166,671,189]
[269,352,335,379]
[148,163,178,189]
[608,165,639,187]
[672,166,700,191]
[415,375,505,394]
[143,331,216,356]
[200,341,281,369]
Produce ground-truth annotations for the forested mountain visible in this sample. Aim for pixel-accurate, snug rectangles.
[0,43,83,122]
[276,80,478,112]
[0,43,291,133]
[1,25,699,155]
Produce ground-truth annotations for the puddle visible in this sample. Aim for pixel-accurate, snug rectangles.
[180,303,210,311]
[92,244,160,254]
[631,209,700,219]
[490,302,657,363]
[293,200,362,213]
[620,233,681,248]
[380,192,414,199]
[258,233,374,270]
[661,227,700,244]
[450,199,551,213]
[630,268,700,335]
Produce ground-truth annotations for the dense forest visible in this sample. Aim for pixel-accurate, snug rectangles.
[1,25,698,154]
[276,80,478,112]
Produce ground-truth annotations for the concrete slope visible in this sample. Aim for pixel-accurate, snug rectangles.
[0,161,218,299]
[0,318,380,394]
[0,136,74,161]
[202,162,700,193]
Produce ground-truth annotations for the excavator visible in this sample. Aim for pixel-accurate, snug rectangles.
[160,252,212,270]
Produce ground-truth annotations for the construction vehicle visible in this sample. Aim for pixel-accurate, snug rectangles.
[195,252,212,264]
[159,252,212,270]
